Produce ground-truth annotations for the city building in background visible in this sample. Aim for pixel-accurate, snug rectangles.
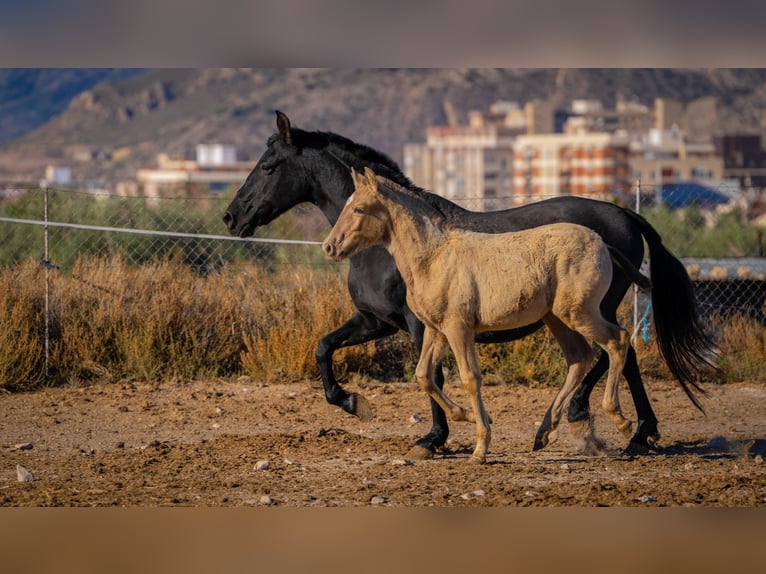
[405,96,741,210]
[135,143,251,204]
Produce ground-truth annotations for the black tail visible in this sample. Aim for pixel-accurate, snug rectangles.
[607,245,652,290]
[624,209,720,412]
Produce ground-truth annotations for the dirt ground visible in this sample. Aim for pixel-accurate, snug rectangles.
[1,374,765,507]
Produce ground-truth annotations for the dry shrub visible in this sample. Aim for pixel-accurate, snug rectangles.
[714,312,766,382]
[49,255,249,382]
[475,330,568,387]
[0,261,46,391]
[239,267,374,383]
[1,255,763,392]
[37,257,252,388]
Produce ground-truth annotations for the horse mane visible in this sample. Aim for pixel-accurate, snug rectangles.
[373,174,448,228]
[274,127,466,218]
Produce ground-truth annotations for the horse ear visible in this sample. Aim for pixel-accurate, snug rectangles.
[363,167,377,188]
[350,167,363,188]
[275,110,292,145]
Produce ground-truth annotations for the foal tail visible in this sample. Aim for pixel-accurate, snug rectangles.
[623,209,721,412]
[607,245,652,290]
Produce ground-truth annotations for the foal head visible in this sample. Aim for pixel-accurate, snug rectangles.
[322,167,389,261]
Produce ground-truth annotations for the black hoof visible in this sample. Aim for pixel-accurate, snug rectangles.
[342,392,373,422]
[624,440,651,456]
[406,445,434,460]
[624,420,660,455]
[567,396,590,424]
[532,435,547,451]
[414,430,447,455]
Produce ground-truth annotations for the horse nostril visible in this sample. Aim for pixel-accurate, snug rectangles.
[322,242,334,257]
[223,211,234,228]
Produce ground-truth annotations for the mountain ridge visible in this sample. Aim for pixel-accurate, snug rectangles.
[2,68,766,185]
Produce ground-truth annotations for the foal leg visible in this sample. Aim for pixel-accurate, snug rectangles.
[534,315,596,451]
[580,303,659,454]
[414,327,476,424]
[576,317,633,439]
[442,325,492,464]
[599,328,632,438]
[406,311,451,459]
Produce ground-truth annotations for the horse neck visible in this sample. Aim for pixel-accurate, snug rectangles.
[317,143,414,224]
[380,196,446,287]
[306,153,351,225]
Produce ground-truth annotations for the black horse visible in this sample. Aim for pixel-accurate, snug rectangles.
[224,110,718,457]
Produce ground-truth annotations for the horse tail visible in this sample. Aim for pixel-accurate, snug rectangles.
[623,208,721,412]
[607,245,652,289]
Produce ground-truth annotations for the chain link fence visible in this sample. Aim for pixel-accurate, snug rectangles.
[1,181,764,332]
[0,186,329,273]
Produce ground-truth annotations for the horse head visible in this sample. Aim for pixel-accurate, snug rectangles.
[323,167,389,261]
[223,111,314,237]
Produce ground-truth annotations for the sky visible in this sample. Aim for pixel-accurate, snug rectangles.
[1,1,765,67]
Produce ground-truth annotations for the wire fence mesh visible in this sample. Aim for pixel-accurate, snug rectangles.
[0,181,764,384]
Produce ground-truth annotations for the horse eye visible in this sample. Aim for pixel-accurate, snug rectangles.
[353,206,365,215]
[260,157,282,174]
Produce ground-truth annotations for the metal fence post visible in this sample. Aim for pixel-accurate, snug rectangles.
[44,187,51,382]
[633,179,641,339]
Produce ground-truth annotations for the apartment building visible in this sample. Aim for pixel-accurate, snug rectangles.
[512,132,631,202]
[405,97,728,209]
[403,101,552,210]
[629,127,724,189]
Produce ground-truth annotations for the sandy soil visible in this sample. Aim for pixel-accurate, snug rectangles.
[1,375,765,507]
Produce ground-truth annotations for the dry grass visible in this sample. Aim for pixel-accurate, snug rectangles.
[713,312,766,381]
[0,256,764,392]
[239,267,374,383]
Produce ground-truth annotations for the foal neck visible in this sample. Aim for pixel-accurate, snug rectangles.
[380,192,447,281]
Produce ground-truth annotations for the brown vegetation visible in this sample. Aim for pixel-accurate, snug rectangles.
[0,256,763,392]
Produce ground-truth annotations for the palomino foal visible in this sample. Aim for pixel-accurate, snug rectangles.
[323,167,651,463]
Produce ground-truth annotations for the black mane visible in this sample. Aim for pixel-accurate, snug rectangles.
[279,127,466,217]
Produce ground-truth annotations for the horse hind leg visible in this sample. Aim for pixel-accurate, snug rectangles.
[576,316,633,440]
[534,315,599,452]
[600,328,633,439]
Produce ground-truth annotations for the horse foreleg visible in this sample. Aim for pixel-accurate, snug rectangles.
[316,311,398,421]
[442,325,492,464]
[414,327,476,423]
[405,312,451,459]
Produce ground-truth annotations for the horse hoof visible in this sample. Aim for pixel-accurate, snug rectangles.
[568,418,591,439]
[451,410,473,423]
[618,420,634,439]
[532,435,548,451]
[581,435,608,456]
[469,454,487,464]
[623,440,651,456]
[351,393,373,422]
[406,445,434,461]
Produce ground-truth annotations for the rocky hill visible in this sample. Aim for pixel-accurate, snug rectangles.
[3,68,766,186]
[0,69,149,147]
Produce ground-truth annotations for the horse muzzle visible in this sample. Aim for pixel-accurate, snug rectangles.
[322,238,347,261]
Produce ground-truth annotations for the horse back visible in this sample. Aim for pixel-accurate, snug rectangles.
[415,223,612,333]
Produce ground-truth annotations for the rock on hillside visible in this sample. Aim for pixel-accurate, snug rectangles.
[2,68,766,185]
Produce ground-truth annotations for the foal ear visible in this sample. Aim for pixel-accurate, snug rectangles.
[363,166,378,188]
[350,167,364,189]
[275,110,292,145]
